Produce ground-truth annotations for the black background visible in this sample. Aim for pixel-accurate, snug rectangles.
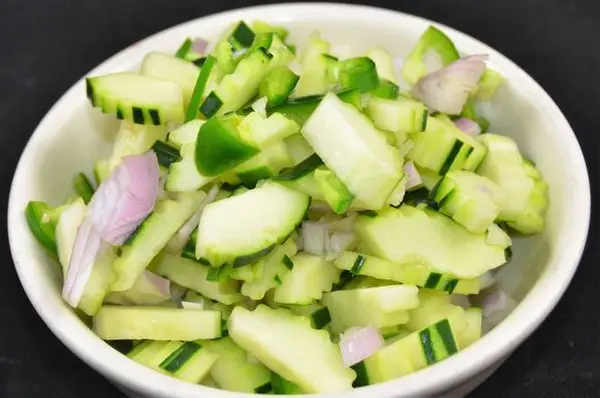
[1,0,598,397]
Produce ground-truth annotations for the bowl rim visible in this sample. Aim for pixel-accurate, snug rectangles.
[7,3,591,397]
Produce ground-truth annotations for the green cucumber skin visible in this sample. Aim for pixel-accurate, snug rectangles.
[194,116,259,176]
[186,56,217,122]
[73,173,95,204]
[152,140,182,168]
[159,341,202,373]
[268,89,362,126]
[276,154,324,181]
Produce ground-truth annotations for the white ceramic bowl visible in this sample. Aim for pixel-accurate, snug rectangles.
[7,3,590,398]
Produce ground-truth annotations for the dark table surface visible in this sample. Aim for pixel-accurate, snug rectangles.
[1,0,598,397]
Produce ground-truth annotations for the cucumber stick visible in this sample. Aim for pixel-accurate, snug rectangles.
[355,205,506,279]
[353,318,458,386]
[366,48,397,83]
[228,305,355,393]
[86,73,185,125]
[323,285,419,333]
[109,121,167,172]
[128,340,218,383]
[302,93,403,209]
[334,251,480,295]
[111,191,205,291]
[94,306,222,340]
[196,182,309,267]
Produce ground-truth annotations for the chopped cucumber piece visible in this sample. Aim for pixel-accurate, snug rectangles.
[111,192,205,291]
[129,340,218,383]
[86,73,185,125]
[302,93,403,209]
[295,31,331,96]
[334,251,480,295]
[196,182,309,267]
[108,121,167,172]
[94,306,222,340]
[228,305,355,393]
[431,170,505,233]
[237,111,300,149]
[283,134,315,165]
[207,48,273,115]
[152,254,243,305]
[402,26,459,85]
[408,115,487,176]
[365,96,428,141]
[273,253,340,305]
[366,47,397,83]
[289,302,332,330]
[323,285,419,333]
[202,337,272,393]
[476,134,548,233]
[314,168,355,214]
[259,66,299,107]
[167,119,204,147]
[140,52,200,106]
[353,318,458,386]
[78,247,116,316]
[355,205,506,279]
[475,68,504,100]
[241,239,298,300]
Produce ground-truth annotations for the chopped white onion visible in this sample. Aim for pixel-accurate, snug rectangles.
[251,96,268,118]
[301,221,329,256]
[339,326,385,367]
[403,161,423,190]
[191,38,209,55]
[412,54,488,115]
[454,117,482,136]
[165,184,219,253]
[482,289,517,332]
[450,294,471,309]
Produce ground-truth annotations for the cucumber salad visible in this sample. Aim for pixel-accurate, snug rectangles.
[25,20,549,393]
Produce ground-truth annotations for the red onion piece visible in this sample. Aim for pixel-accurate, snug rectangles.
[454,117,482,136]
[403,161,422,190]
[62,151,160,308]
[191,38,209,55]
[104,270,171,305]
[62,218,105,307]
[412,54,488,115]
[339,326,385,367]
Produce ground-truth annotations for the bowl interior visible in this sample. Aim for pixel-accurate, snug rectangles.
[8,4,589,398]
